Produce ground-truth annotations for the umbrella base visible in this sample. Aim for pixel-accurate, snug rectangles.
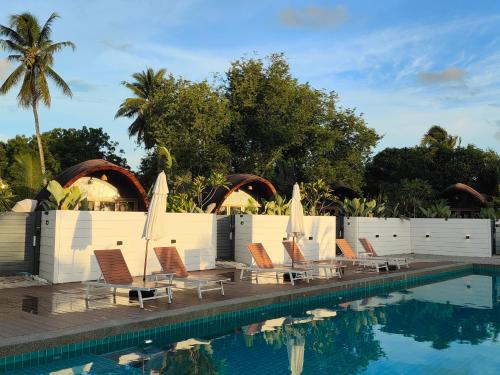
[129,290,156,299]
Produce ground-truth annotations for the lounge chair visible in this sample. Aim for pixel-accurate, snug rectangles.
[152,247,228,299]
[335,239,389,273]
[282,240,343,279]
[238,243,313,285]
[358,238,410,269]
[85,249,175,309]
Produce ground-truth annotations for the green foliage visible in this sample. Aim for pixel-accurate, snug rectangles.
[479,207,500,220]
[42,127,127,172]
[419,200,453,219]
[366,127,499,199]
[0,12,75,177]
[243,198,259,214]
[380,179,434,218]
[0,179,13,211]
[300,179,333,215]
[421,125,460,152]
[115,68,166,148]
[10,151,44,198]
[263,193,290,215]
[134,54,380,192]
[341,197,385,217]
[41,180,86,210]
[166,171,228,214]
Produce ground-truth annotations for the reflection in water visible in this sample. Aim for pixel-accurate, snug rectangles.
[9,274,500,374]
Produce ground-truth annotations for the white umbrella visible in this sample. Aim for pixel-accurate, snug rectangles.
[287,333,305,375]
[142,171,169,281]
[11,199,37,213]
[286,183,305,268]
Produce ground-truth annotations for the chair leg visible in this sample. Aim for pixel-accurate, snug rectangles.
[138,291,144,309]
[289,272,295,286]
[240,269,245,280]
[220,281,225,296]
[197,285,202,300]
[85,284,91,301]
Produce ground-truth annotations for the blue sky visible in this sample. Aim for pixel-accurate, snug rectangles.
[1,0,499,169]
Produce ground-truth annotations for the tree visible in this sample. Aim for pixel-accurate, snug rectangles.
[42,126,128,172]
[224,54,380,193]
[421,125,460,152]
[142,77,231,178]
[115,67,166,148]
[0,12,75,181]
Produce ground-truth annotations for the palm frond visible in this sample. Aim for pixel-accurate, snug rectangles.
[0,39,25,53]
[44,40,76,54]
[0,65,25,94]
[122,81,145,98]
[37,70,51,106]
[10,13,40,46]
[0,25,25,45]
[6,54,23,62]
[38,12,59,44]
[17,70,33,108]
[45,66,72,98]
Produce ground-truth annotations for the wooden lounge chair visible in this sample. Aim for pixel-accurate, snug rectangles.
[282,240,343,279]
[85,249,175,309]
[152,247,228,299]
[358,238,410,269]
[238,243,313,285]
[335,239,389,273]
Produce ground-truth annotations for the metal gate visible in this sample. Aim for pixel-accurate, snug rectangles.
[216,215,235,260]
[0,212,39,275]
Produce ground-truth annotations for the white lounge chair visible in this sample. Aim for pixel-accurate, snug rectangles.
[336,239,389,273]
[152,246,228,299]
[238,243,313,285]
[85,249,175,309]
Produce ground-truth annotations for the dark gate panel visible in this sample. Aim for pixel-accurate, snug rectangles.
[0,212,37,275]
[216,215,235,260]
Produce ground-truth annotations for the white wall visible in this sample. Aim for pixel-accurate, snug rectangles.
[411,218,492,257]
[343,217,493,258]
[234,214,336,265]
[39,211,217,283]
[344,217,411,255]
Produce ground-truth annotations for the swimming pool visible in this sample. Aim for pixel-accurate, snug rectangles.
[3,270,500,374]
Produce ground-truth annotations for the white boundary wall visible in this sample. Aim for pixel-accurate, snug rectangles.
[39,211,217,283]
[344,217,411,256]
[344,217,493,257]
[234,214,336,265]
[411,218,491,257]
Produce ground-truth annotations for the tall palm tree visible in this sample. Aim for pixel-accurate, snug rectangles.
[115,67,166,148]
[421,125,460,151]
[0,12,75,182]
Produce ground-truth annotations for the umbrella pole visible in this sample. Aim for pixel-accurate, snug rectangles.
[292,235,295,269]
[143,239,150,282]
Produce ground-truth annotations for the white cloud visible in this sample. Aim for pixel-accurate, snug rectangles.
[417,67,466,85]
[279,5,347,28]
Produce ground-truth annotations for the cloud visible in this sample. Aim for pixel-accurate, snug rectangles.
[417,67,466,85]
[68,79,99,93]
[0,58,10,82]
[102,41,133,52]
[279,5,347,28]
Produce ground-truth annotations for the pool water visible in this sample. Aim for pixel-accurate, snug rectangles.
[7,272,500,374]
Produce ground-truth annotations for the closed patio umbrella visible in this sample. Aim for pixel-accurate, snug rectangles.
[142,171,169,281]
[287,333,305,375]
[286,183,305,268]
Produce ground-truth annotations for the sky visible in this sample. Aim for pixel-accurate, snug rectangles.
[0,0,500,170]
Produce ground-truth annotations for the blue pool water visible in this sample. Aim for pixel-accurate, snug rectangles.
[5,270,500,374]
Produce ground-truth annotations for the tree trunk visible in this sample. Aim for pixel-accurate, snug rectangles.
[31,101,47,185]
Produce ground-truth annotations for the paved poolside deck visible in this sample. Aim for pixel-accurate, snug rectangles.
[0,260,474,357]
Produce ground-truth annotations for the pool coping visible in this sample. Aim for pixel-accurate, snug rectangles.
[0,262,479,358]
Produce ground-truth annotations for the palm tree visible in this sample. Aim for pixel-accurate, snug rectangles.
[0,12,75,183]
[115,68,166,148]
[421,125,460,151]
